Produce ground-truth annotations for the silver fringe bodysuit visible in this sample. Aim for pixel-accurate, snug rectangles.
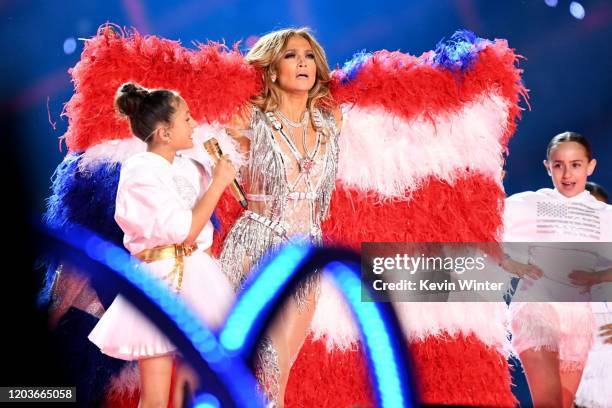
[220,105,339,298]
[219,105,339,405]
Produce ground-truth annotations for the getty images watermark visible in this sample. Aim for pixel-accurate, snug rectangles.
[360,242,612,302]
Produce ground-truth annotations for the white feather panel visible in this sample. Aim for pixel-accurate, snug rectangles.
[78,123,247,173]
[79,136,145,171]
[337,92,509,197]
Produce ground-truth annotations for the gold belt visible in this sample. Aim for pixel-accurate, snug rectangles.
[134,243,198,293]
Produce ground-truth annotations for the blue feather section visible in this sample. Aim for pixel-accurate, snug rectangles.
[45,154,222,238]
[40,153,223,306]
[339,49,373,84]
[433,29,484,72]
[40,154,123,307]
[44,153,124,245]
[338,30,485,83]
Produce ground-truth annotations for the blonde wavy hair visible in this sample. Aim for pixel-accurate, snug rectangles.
[246,28,335,116]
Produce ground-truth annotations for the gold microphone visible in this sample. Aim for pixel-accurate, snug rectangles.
[203,137,248,209]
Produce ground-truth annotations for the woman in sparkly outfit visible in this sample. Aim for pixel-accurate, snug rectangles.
[219,28,342,406]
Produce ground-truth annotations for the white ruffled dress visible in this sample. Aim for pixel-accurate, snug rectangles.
[89,152,233,360]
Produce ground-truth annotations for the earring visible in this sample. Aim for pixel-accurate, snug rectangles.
[271,73,276,83]
[164,131,171,144]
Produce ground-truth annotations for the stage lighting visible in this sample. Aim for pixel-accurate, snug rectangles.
[544,0,558,7]
[63,37,77,55]
[220,244,311,353]
[570,2,585,19]
[193,393,221,408]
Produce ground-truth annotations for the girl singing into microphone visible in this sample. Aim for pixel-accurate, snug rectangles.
[89,82,236,408]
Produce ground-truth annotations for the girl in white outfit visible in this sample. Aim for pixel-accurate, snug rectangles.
[503,132,612,408]
[89,82,236,408]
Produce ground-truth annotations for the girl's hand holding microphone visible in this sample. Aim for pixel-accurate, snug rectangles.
[211,154,237,189]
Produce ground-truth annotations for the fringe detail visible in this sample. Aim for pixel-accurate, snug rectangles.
[253,336,280,406]
[575,310,612,407]
[510,302,594,367]
[317,110,339,222]
[219,213,320,307]
[248,108,290,215]
[219,212,285,290]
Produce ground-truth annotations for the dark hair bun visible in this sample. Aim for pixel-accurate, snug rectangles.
[116,82,149,116]
[113,82,178,142]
